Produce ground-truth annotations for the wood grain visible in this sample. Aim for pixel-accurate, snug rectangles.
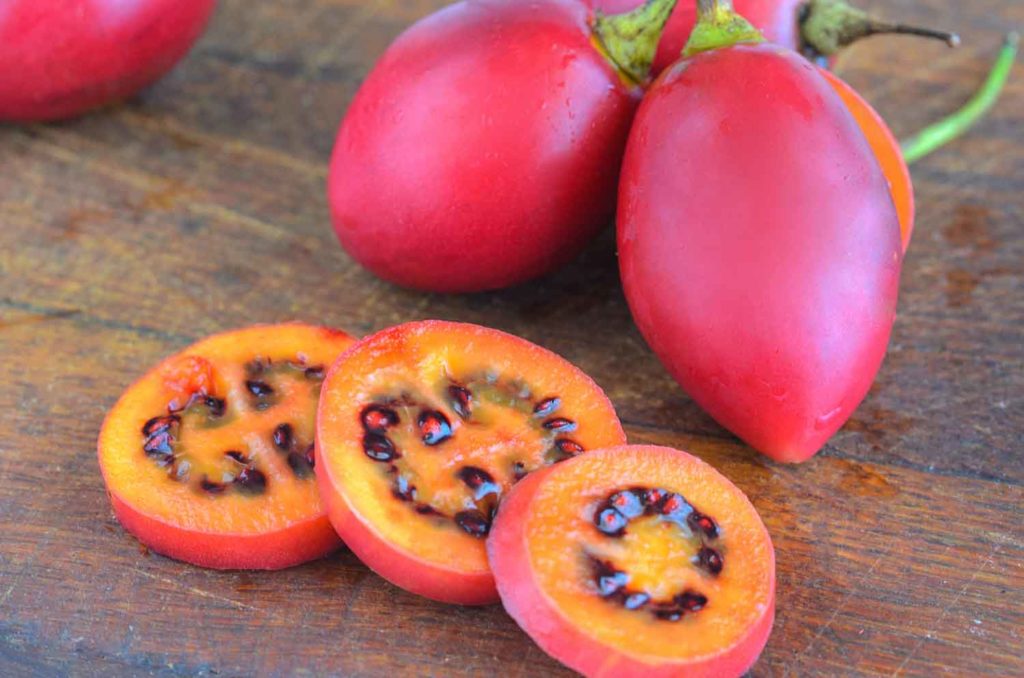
[1,0,1022,675]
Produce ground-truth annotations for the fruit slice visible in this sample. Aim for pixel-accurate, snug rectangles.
[822,69,915,252]
[316,320,627,604]
[98,323,356,570]
[488,446,775,678]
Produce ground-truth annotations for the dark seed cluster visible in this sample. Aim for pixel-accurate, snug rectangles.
[357,377,586,539]
[141,355,326,497]
[589,487,724,622]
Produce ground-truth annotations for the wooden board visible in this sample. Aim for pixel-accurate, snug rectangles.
[1,0,1022,675]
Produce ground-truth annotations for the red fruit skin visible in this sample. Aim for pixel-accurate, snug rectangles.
[590,0,803,74]
[0,0,216,122]
[618,45,902,463]
[488,455,776,677]
[109,493,342,571]
[328,0,639,293]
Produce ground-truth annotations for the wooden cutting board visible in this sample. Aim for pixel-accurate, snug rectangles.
[1,0,1021,674]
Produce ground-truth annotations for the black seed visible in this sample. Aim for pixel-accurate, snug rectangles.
[415,504,439,516]
[246,380,274,398]
[654,607,684,622]
[697,547,724,575]
[200,478,226,494]
[393,475,417,502]
[643,488,667,508]
[363,432,397,462]
[235,468,267,495]
[361,405,399,433]
[272,423,294,451]
[418,410,453,446]
[144,432,174,458]
[608,490,646,519]
[304,365,325,380]
[689,512,720,540]
[555,438,584,455]
[658,493,694,524]
[677,590,708,612]
[448,385,473,419]
[596,507,628,537]
[533,397,561,417]
[457,466,501,501]
[204,397,226,418]
[455,510,490,537]
[225,450,247,464]
[305,443,316,468]
[142,415,179,437]
[624,593,650,610]
[597,570,630,597]
[543,417,577,433]
[287,452,313,479]
[512,461,528,481]
[151,452,174,468]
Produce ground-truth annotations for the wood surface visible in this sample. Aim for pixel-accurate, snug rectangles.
[1,0,1022,675]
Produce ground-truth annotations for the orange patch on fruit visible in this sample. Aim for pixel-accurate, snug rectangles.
[488,446,775,677]
[824,69,915,253]
[98,323,356,570]
[316,320,627,604]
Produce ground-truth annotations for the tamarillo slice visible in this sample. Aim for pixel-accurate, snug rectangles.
[98,324,356,570]
[488,446,775,677]
[316,320,626,604]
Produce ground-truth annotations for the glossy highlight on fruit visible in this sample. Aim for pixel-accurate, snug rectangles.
[618,43,902,463]
[316,320,627,604]
[328,0,643,293]
[98,323,355,570]
[0,0,216,122]
[488,445,775,677]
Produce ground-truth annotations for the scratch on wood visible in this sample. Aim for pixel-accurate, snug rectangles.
[789,541,898,673]
[0,308,80,331]
[889,544,1002,676]
[0,584,15,609]
[130,568,264,614]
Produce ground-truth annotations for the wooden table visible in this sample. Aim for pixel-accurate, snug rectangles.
[1,0,1021,675]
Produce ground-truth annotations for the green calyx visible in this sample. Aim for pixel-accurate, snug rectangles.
[592,0,679,85]
[683,0,765,57]
[799,0,959,59]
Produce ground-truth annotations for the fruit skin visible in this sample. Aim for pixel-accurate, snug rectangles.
[821,69,915,252]
[590,0,802,74]
[488,446,775,677]
[98,324,352,570]
[328,0,639,293]
[0,0,216,122]
[618,45,901,463]
[316,320,627,604]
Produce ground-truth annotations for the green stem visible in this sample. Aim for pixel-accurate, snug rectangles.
[684,0,764,57]
[799,0,959,59]
[592,0,680,85]
[900,32,1019,164]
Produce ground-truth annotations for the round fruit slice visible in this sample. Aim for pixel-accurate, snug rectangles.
[316,320,627,604]
[98,323,356,570]
[488,446,775,677]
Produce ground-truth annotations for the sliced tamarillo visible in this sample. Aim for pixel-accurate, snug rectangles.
[98,324,356,570]
[315,320,626,604]
[488,446,775,678]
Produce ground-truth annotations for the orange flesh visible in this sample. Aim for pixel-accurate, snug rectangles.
[317,321,627,578]
[99,324,355,537]
[524,447,774,662]
[823,69,915,252]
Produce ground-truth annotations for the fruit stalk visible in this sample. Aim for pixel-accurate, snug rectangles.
[799,0,959,59]
[593,0,680,83]
[901,32,1019,164]
[685,0,764,56]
